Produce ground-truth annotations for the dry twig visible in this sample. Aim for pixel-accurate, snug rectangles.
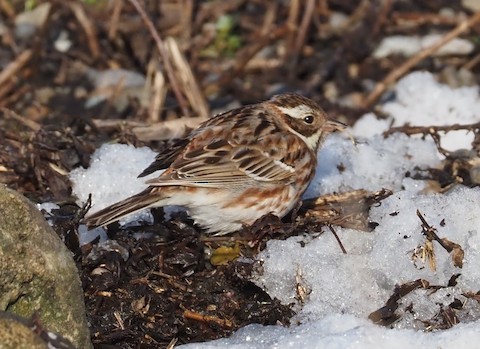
[383,121,480,157]
[145,59,167,123]
[166,337,178,349]
[289,0,315,69]
[183,309,233,329]
[416,210,464,269]
[91,115,205,141]
[1,107,40,132]
[363,11,480,109]
[128,0,191,117]
[303,188,393,231]
[0,0,15,18]
[0,49,33,89]
[384,122,480,138]
[68,2,100,59]
[165,37,209,119]
[328,225,347,254]
[108,0,123,40]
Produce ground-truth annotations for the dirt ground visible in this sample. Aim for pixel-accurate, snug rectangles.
[1,1,480,348]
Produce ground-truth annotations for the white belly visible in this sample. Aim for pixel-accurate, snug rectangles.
[163,185,299,235]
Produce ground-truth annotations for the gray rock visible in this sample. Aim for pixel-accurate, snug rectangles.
[0,185,92,349]
[0,311,76,348]
[0,315,47,349]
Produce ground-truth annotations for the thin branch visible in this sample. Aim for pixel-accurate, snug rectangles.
[383,121,480,138]
[1,108,41,131]
[290,0,315,69]
[69,2,100,59]
[0,49,32,87]
[328,225,347,254]
[108,0,123,40]
[363,11,480,109]
[384,121,480,157]
[183,309,233,329]
[128,0,190,117]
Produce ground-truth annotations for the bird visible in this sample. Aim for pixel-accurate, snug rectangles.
[84,93,345,235]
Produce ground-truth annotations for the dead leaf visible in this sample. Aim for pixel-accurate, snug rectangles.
[210,243,241,266]
[303,188,392,231]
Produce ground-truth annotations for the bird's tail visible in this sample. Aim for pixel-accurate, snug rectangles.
[84,187,165,228]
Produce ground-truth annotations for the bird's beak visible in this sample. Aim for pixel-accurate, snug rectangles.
[324,119,347,133]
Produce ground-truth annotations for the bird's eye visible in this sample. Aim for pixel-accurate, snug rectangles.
[303,115,314,124]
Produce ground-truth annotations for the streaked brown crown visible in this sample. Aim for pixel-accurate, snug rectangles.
[269,93,325,112]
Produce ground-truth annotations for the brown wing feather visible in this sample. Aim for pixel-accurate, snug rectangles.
[145,106,303,188]
[137,106,246,178]
[138,138,190,177]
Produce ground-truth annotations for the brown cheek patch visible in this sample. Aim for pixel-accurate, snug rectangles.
[287,118,317,138]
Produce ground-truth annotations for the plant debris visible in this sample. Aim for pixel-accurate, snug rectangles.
[369,275,480,331]
[302,188,393,231]
[415,209,465,270]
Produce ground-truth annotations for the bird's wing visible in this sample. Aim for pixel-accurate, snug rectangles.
[138,107,241,178]
[138,138,190,177]
[145,120,300,188]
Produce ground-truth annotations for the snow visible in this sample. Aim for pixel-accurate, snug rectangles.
[69,71,480,348]
[254,186,480,330]
[177,315,480,349]
[70,143,157,239]
[373,34,474,58]
[305,132,440,196]
[352,71,480,150]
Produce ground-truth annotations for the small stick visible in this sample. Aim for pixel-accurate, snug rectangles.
[183,309,233,329]
[416,209,450,252]
[128,0,190,117]
[383,121,480,137]
[383,121,480,156]
[290,0,315,68]
[166,338,178,349]
[0,49,32,87]
[69,2,100,59]
[363,11,480,109]
[463,52,480,71]
[108,0,123,40]
[286,0,300,51]
[0,83,29,106]
[328,225,347,254]
[1,107,40,131]
[0,0,15,18]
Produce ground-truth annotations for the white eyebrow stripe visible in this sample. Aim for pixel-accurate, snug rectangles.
[277,105,312,118]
